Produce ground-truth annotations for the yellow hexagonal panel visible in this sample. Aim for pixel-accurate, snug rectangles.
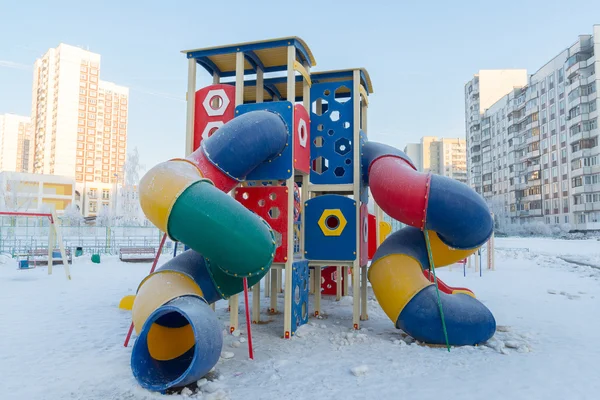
[318,209,347,237]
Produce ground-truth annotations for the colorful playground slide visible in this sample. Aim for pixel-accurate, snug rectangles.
[363,142,496,345]
[132,110,495,391]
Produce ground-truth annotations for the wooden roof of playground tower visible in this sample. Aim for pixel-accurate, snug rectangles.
[182,36,316,77]
[182,37,373,103]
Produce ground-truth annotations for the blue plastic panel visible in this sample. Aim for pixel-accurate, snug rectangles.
[304,194,357,261]
[310,81,355,184]
[359,130,368,204]
[291,259,309,335]
[236,101,293,181]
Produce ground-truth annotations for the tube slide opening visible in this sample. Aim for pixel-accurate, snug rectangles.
[131,295,223,392]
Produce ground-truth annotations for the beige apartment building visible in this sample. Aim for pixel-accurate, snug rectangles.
[30,43,129,217]
[404,136,468,183]
[0,114,34,173]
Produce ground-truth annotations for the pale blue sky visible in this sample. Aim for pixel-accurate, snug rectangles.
[1,0,599,171]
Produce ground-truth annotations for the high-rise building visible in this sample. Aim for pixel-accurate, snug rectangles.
[465,25,600,231]
[404,136,468,183]
[465,70,529,193]
[0,114,33,173]
[30,43,129,217]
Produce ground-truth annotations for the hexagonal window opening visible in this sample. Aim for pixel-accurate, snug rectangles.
[317,124,324,131]
[345,158,352,165]
[328,129,335,136]
[269,193,277,201]
[311,156,329,175]
[311,98,329,116]
[268,207,281,219]
[324,89,331,96]
[330,111,341,122]
[273,230,282,248]
[258,199,265,207]
[334,167,346,177]
[343,121,351,129]
[326,215,340,230]
[313,136,324,148]
[242,192,249,200]
[334,86,351,103]
[209,95,223,110]
[208,127,219,137]
[335,138,352,156]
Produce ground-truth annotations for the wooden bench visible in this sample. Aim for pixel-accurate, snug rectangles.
[27,248,73,265]
[119,247,156,262]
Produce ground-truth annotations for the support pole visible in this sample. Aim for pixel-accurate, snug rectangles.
[282,44,296,338]
[351,69,361,330]
[242,278,254,360]
[270,268,278,313]
[185,58,197,157]
[314,266,322,316]
[252,282,261,323]
[51,211,71,280]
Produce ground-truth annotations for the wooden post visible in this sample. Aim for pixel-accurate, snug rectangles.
[361,98,371,321]
[282,44,296,338]
[51,211,71,280]
[314,266,322,316]
[185,58,197,157]
[336,266,342,301]
[352,70,361,330]
[270,268,278,312]
[48,218,55,276]
[264,272,270,298]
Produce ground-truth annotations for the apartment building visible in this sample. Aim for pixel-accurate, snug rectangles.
[404,136,468,183]
[465,69,529,193]
[0,114,33,173]
[30,43,129,217]
[465,25,600,231]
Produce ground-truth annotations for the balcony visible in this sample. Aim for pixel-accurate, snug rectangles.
[518,209,543,217]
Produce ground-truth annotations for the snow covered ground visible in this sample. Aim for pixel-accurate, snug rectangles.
[1,236,599,400]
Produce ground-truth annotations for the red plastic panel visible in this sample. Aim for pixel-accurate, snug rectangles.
[234,186,289,263]
[193,84,236,152]
[368,213,377,260]
[360,204,368,266]
[293,104,310,174]
[321,266,344,296]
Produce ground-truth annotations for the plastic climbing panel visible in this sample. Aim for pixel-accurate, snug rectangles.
[291,259,309,335]
[234,186,289,263]
[359,130,369,204]
[236,102,293,181]
[294,104,311,174]
[360,203,368,266]
[193,84,236,152]
[309,81,354,184]
[320,266,345,296]
[304,194,356,261]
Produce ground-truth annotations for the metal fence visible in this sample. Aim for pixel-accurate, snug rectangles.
[0,216,171,256]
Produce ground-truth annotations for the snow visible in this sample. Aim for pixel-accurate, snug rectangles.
[1,238,600,399]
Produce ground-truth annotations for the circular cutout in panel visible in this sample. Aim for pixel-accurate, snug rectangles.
[326,215,340,230]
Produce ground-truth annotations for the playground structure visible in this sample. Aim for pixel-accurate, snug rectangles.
[127,36,496,392]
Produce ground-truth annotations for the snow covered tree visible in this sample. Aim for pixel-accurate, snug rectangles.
[62,203,84,226]
[117,147,146,226]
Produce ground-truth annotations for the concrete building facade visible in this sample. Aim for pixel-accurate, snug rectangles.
[30,43,129,217]
[404,136,468,183]
[465,25,600,231]
[0,171,76,215]
[0,114,33,173]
